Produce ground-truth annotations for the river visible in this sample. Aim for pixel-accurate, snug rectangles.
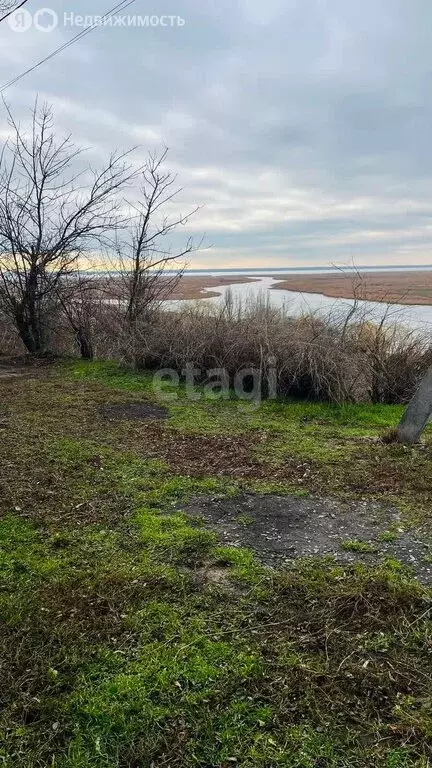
[170,275,432,336]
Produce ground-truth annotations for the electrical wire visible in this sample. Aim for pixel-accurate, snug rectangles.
[0,0,30,26]
[0,0,137,93]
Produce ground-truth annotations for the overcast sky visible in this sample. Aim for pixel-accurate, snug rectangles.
[1,0,432,269]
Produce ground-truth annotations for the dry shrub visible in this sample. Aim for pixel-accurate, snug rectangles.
[111,295,431,405]
[1,291,430,405]
[352,322,432,404]
[0,313,23,355]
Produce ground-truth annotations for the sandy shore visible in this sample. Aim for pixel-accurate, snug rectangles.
[170,275,260,300]
[269,270,432,306]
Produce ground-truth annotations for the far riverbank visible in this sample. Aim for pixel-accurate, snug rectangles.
[267,270,432,306]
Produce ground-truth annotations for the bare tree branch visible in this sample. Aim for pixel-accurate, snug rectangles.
[0,99,138,355]
[109,149,201,365]
[0,1,23,16]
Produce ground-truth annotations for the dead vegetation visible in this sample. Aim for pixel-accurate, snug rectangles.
[2,291,432,408]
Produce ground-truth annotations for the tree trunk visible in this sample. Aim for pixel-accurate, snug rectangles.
[396,365,432,444]
[16,315,47,356]
[16,317,37,355]
[16,264,48,356]
[76,327,94,360]
[15,305,43,356]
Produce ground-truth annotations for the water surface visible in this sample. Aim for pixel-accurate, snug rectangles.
[171,276,432,335]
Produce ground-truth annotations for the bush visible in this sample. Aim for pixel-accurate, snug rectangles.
[2,292,429,405]
[114,295,431,405]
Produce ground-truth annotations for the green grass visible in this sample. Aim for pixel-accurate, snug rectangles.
[69,359,406,435]
[342,539,377,554]
[65,360,432,522]
[0,360,431,767]
[380,530,400,543]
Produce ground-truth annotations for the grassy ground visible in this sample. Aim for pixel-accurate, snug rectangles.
[0,359,431,767]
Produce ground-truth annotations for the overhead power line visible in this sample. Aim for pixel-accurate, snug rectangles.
[0,0,136,93]
[0,0,30,25]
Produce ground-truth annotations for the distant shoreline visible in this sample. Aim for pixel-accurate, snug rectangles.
[179,264,432,275]
[170,275,260,300]
[89,268,432,306]
[172,269,432,305]
[268,270,432,306]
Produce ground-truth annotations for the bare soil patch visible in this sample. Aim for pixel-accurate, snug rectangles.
[0,368,30,379]
[99,402,169,421]
[127,426,306,481]
[183,493,432,582]
[0,355,54,379]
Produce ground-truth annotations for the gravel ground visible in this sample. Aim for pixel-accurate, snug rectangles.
[183,493,432,583]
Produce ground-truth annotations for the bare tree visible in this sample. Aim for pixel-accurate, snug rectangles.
[55,273,100,360]
[114,149,200,363]
[0,1,20,14]
[0,100,136,356]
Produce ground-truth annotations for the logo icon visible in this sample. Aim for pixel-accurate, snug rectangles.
[7,8,33,32]
[7,7,58,32]
[33,8,58,32]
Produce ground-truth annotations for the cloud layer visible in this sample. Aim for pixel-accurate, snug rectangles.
[1,0,431,268]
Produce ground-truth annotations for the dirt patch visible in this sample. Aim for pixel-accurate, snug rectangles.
[0,355,52,379]
[0,368,32,379]
[193,564,235,590]
[147,429,265,476]
[182,493,432,583]
[124,425,315,482]
[100,403,169,421]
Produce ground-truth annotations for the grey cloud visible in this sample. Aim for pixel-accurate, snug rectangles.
[0,0,432,266]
